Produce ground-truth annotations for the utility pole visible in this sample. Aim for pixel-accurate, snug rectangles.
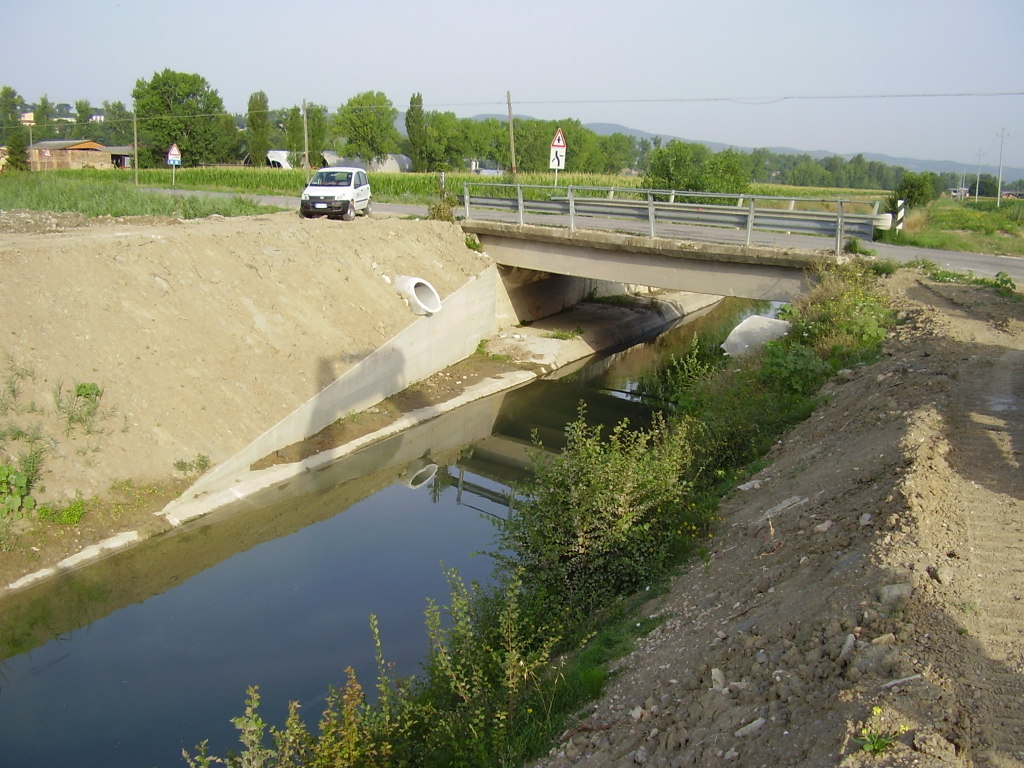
[132,104,139,186]
[506,91,517,175]
[975,149,983,200]
[996,128,1006,207]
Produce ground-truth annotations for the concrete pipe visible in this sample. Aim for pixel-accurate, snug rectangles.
[394,275,442,316]
[402,458,438,490]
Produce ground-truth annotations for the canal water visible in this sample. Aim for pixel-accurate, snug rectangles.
[0,298,759,768]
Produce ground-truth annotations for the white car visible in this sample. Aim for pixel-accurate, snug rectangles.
[299,166,372,220]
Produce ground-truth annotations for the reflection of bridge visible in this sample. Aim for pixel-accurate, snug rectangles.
[462,220,827,303]
[445,380,658,517]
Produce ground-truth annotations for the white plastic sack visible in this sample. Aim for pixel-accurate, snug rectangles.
[721,315,791,357]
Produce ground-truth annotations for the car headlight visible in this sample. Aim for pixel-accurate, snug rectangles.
[301,192,310,201]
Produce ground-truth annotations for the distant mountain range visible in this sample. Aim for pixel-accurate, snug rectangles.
[464,114,1024,183]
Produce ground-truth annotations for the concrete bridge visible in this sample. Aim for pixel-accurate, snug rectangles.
[461,220,834,303]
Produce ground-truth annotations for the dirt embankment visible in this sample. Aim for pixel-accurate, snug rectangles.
[530,272,1024,768]
[0,210,491,583]
[2,211,1023,767]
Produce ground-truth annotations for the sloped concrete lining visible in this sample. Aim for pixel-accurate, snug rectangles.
[394,275,443,315]
[161,266,501,525]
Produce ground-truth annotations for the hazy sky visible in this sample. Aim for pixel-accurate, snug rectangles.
[5,0,1023,171]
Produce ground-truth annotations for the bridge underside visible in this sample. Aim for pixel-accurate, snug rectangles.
[463,221,827,302]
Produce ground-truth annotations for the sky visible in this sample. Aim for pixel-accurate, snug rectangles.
[4,0,1023,173]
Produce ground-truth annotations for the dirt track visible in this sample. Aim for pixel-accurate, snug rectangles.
[2,211,1023,766]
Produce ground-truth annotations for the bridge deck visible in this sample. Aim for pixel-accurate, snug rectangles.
[462,221,834,302]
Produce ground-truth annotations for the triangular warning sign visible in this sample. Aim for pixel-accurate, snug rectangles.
[551,128,566,149]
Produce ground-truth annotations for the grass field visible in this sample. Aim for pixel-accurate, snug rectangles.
[880,197,1024,256]
[2,168,1021,255]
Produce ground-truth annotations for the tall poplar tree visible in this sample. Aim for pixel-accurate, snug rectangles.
[405,92,427,171]
[245,91,271,167]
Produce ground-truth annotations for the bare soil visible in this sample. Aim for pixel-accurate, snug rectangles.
[531,273,1024,768]
[0,209,494,583]
[2,210,1023,767]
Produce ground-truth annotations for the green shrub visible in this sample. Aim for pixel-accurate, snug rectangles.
[496,407,693,616]
[758,341,831,396]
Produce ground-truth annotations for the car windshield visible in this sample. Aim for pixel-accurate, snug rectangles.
[311,171,352,187]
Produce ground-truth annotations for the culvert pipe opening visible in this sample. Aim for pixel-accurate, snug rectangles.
[403,460,438,490]
[394,275,442,316]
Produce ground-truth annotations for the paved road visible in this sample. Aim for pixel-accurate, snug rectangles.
[153,187,1024,284]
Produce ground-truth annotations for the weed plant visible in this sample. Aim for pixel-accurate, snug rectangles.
[904,259,1018,298]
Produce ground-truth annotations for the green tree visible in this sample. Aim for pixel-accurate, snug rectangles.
[282,106,306,167]
[282,103,331,168]
[893,171,936,208]
[33,95,56,141]
[696,148,750,195]
[462,117,509,170]
[94,100,134,147]
[335,91,399,163]
[245,91,272,167]
[4,125,29,170]
[305,103,330,166]
[71,99,95,140]
[419,110,468,171]
[597,132,637,173]
[0,86,26,145]
[132,69,232,167]
[787,156,831,187]
[405,92,427,171]
[643,140,712,190]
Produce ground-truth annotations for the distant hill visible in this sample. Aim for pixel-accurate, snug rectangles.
[463,115,1024,183]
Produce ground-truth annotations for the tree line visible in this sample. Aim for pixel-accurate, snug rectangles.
[1,72,1005,197]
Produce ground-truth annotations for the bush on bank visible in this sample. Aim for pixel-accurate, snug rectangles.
[183,261,894,768]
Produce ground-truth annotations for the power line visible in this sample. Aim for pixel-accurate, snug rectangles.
[422,90,1024,110]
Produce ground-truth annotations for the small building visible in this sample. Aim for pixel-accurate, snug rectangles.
[26,140,133,171]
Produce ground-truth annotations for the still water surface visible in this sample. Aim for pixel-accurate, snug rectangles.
[0,299,756,768]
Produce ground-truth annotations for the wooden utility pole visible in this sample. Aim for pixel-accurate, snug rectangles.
[996,128,1006,207]
[506,91,517,174]
[132,105,139,186]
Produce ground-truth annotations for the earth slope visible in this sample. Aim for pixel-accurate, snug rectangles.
[530,272,1024,768]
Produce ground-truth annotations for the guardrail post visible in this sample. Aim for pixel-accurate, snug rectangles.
[745,197,755,246]
[517,185,525,226]
[463,183,470,220]
[568,187,577,231]
[834,200,844,255]
[647,192,656,238]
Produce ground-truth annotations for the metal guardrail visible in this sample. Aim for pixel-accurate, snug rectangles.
[461,183,892,253]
